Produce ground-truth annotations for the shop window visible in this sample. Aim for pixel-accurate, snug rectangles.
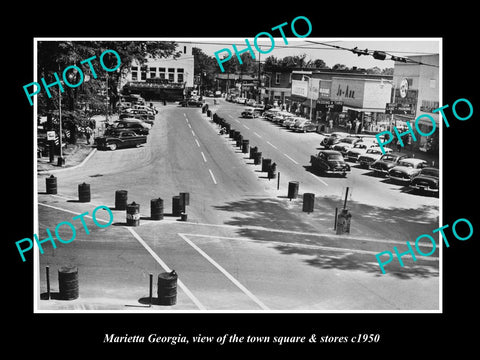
[131,72,137,80]
[177,73,184,83]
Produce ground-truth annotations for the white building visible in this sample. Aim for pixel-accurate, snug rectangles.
[123,42,194,88]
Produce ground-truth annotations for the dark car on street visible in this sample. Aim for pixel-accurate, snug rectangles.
[96,129,147,151]
[310,150,351,177]
[370,153,408,176]
[111,120,150,135]
[409,167,439,195]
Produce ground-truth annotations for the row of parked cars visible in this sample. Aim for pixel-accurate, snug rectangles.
[95,100,157,151]
[243,107,318,133]
[310,132,439,195]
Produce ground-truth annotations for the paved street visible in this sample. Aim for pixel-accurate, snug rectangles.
[36,98,440,311]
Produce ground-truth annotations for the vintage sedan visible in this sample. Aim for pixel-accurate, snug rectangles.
[241,107,257,118]
[346,141,380,162]
[283,116,299,129]
[96,129,147,151]
[358,148,393,168]
[321,132,350,149]
[272,111,294,125]
[410,167,439,194]
[310,150,351,177]
[111,119,150,135]
[388,158,429,183]
[370,153,409,176]
[263,108,281,121]
[332,137,363,155]
[293,118,318,132]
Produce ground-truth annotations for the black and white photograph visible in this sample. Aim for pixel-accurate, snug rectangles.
[32,37,442,312]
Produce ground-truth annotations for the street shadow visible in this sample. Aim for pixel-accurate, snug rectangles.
[213,196,439,280]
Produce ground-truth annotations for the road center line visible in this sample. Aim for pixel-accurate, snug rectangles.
[127,228,206,310]
[191,129,196,137]
[201,151,207,163]
[208,169,217,184]
[195,139,201,147]
[253,132,262,138]
[243,124,250,130]
[309,172,329,186]
[178,233,270,310]
[187,123,192,129]
[266,141,278,149]
[284,153,299,164]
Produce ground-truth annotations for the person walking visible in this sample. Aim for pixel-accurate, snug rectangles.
[85,125,93,145]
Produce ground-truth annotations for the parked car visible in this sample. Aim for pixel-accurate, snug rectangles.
[346,142,380,162]
[96,129,147,151]
[310,150,351,177]
[241,107,257,118]
[358,148,393,168]
[246,99,256,107]
[409,167,439,194]
[282,116,298,129]
[321,132,350,149]
[332,137,363,155]
[235,97,247,104]
[272,111,294,125]
[388,158,429,183]
[264,108,281,121]
[293,118,317,132]
[370,153,408,176]
[111,119,150,135]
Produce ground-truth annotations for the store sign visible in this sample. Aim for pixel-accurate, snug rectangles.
[385,103,414,115]
[46,131,56,141]
[317,100,343,112]
[291,79,308,97]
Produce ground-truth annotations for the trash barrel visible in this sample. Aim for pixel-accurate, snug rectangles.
[229,129,235,138]
[302,193,315,212]
[180,213,188,221]
[336,209,352,235]
[242,139,249,154]
[172,195,182,216]
[78,182,90,202]
[254,151,262,165]
[115,190,128,210]
[268,162,277,179]
[180,192,190,211]
[150,198,164,220]
[45,175,57,194]
[236,134,243,147]
[262,158,272,172]
[157,270,178,306]
[202,105,206,114]
[206,109,211,117]
[126,202,140,226]
[250,146,257,159]
[288,181,299,199]
[58,266,79,300]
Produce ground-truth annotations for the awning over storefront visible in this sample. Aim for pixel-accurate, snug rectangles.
[341,105,387,113]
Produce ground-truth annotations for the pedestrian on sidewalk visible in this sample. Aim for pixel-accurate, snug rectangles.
[85,126,93,145]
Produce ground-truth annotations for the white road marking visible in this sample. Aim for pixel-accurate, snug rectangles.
[187,123,192,129]
[266,141,278,149]
[183,113,187,118]
[284,153,299,164]
[201,151,207,163]
[309,172,329,186]
[208,169,217,184]
[127,228,206,310]
[39,201,206,310]
[253,132,262,138]
[243,124,250,130]
[38,202,110,223]
[195,139,201,147]
[182,233,438,260]
[191,130,196,137]
[178,233,270,310]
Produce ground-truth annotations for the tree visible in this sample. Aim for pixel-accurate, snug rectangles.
[36,41,179,142]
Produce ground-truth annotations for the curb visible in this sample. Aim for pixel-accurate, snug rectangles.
[37,148,97,175]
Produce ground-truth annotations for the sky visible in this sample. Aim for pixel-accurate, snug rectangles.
[181,38,441,70]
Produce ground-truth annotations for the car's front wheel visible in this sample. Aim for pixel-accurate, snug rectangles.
[109,143,117,151]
